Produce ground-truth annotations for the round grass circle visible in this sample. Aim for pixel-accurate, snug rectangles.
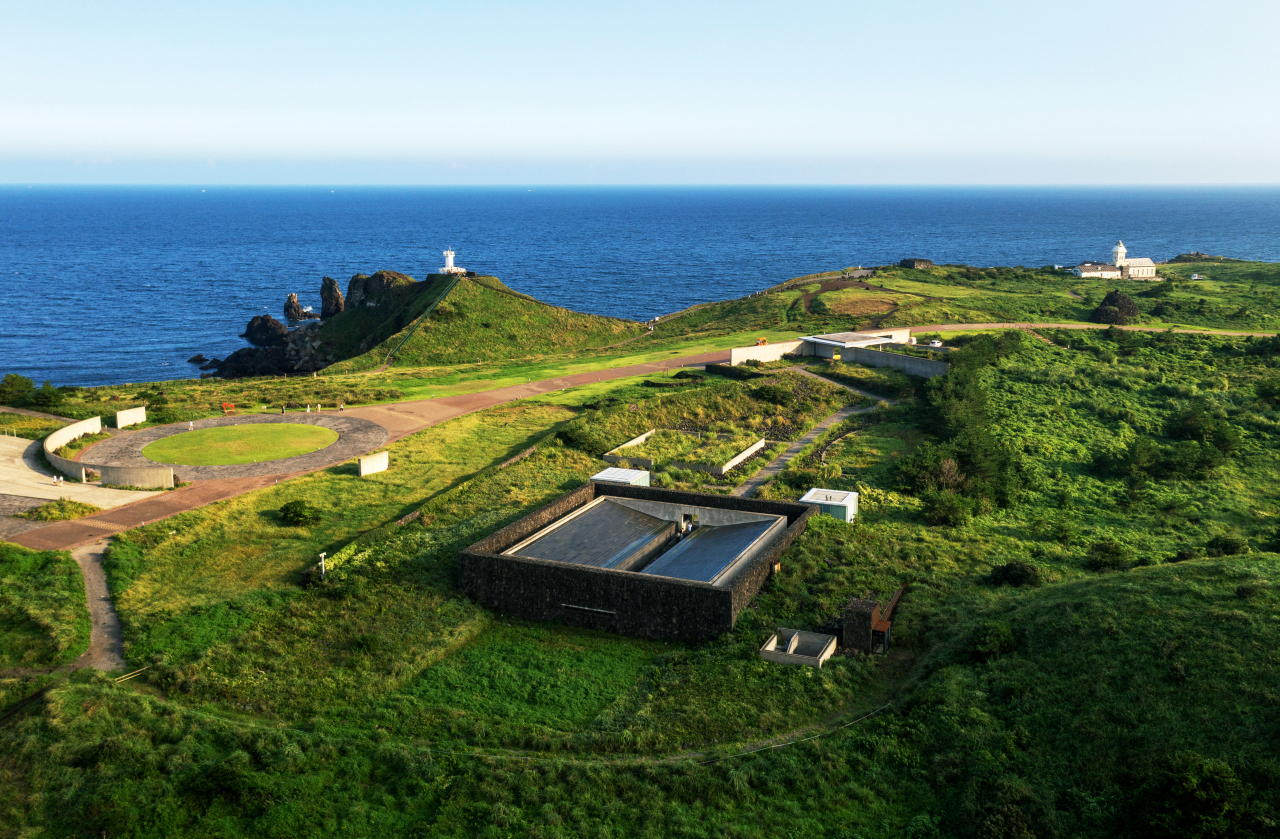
[141,423,340,466]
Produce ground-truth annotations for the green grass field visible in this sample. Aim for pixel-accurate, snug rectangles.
[140,424,340,465]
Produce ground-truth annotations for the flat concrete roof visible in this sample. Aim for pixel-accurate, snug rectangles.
[505,497,674,571]
[642,518,782,584]
[800,487,856,505]
[801,331,898,348]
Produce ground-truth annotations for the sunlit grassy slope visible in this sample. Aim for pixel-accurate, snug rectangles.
[328,276,644,373]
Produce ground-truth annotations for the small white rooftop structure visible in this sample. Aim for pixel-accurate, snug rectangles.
[760,628,837,668]
[799,329,910,350]
[590,467,651,487]
[440,249,467,275]
[800,487,858,522]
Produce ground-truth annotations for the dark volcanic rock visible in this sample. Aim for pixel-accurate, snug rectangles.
[345,270,415,308]
[241,315,290,347]
[284,293,320,321]
[187,354,208,364]
[321,276,345,319]
[213,322,336,378]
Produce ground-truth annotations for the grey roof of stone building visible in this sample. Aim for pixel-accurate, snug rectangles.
[641,519,777,584]
[510,499,675,570]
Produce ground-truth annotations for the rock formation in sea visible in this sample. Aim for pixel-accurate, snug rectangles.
[213,323,336,377]
[186,354,208,364]
[284,293,320,321]
[320,277,345,318]
[240,315,290,347]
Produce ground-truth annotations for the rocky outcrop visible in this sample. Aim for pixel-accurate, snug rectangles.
[321,277,345,319]
[346,270,416,308]
[186,354,208,364]
[285,293,320,321]
[213,323,337,378]
[240,315,290,347]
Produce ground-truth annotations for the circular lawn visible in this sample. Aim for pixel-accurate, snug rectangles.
[141,423,340,466]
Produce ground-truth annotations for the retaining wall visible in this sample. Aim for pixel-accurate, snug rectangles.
[459,483,814,642]
[115,406,147,428]
[842,346,950,378]
[729,340,809,366]
[99,464,174,489]
[42,416,102,482]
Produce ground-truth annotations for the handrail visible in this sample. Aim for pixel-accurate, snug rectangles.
[381,273,463,365]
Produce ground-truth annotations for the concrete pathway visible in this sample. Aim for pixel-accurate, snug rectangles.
[0,436,160,508]
[8,349,733,551]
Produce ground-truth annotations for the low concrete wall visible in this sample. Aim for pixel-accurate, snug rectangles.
[605,430,766,477]
[99,464,174,489]
[729,340,808,366]
[115,406,147,428]
[842,346,950,378]
[42,416,102,482]
[358,450,389,477]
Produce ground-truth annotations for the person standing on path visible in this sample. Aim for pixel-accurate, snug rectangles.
[281,406,286,414]
[188,421,194,431]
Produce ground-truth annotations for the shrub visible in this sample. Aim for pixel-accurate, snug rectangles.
[1091,291,1138,325]
[923,491,975,527]
[1168,547,1202,563]
[651,472,674,489]
[1086,539,1129,571]
[971,619,1015,660]
[987,559,1043,588]
[28,381,65,409]
[0,373,35,405]
[279,500,322,526]
[1140,752,1258,839]
[1205,534,1248,557]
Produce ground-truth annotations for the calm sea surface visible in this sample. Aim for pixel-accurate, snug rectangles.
[3,186,1280,387]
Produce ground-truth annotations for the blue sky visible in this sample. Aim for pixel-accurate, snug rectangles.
[2,0,1277,184]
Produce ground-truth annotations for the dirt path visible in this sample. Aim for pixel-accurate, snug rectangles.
[69,542,125,671]
[907,321,1278,337]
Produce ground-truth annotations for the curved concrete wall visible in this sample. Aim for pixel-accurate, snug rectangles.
[42,416,102,482]
[99,464,174,489]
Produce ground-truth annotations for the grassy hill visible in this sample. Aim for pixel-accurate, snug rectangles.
[326,275,643,373]
[9,328,1280,835]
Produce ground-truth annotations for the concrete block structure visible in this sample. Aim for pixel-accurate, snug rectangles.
[759,628,837,668]
[99,465,174,489]
[899,259,933,269]
[590,467,650,486]
[358,450,389,477]
[603,430,767,477]
[115,407,147,429]
[460,483,813,642]
[843,598,877,653]
[799,487,858,522]
[727,329,949,378]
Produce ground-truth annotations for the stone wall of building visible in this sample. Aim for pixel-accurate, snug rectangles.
[843,597,876,652]
[459,483,814,642]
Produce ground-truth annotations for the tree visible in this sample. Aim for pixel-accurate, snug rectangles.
[279,500,322,526]
[1091,290,1138,325]
[0,373,35,405]
[28,381,64,409]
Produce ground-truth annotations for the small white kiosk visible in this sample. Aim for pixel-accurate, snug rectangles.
[799,487,858,522]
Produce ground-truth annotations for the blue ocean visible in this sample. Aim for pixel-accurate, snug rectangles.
[3,186,1280,387]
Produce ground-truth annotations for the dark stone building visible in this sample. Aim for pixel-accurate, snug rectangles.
[459,482,814,642]
[898,259,934,270]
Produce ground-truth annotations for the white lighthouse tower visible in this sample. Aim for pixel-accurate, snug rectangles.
[1112,240,1128,267]
[440,249,466,275]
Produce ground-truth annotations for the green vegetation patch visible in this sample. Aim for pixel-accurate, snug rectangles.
[15,497,102,521]
[0,411,66,441]
[616,428,761,467]
[406,622,661,730]
[141,423,339,465]
[0,543,90,668]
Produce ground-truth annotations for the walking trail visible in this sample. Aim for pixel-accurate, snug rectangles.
[732,367,890,498]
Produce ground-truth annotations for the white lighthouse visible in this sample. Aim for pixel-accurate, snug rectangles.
[440,249,466,275]
[1112,240,1128,267]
